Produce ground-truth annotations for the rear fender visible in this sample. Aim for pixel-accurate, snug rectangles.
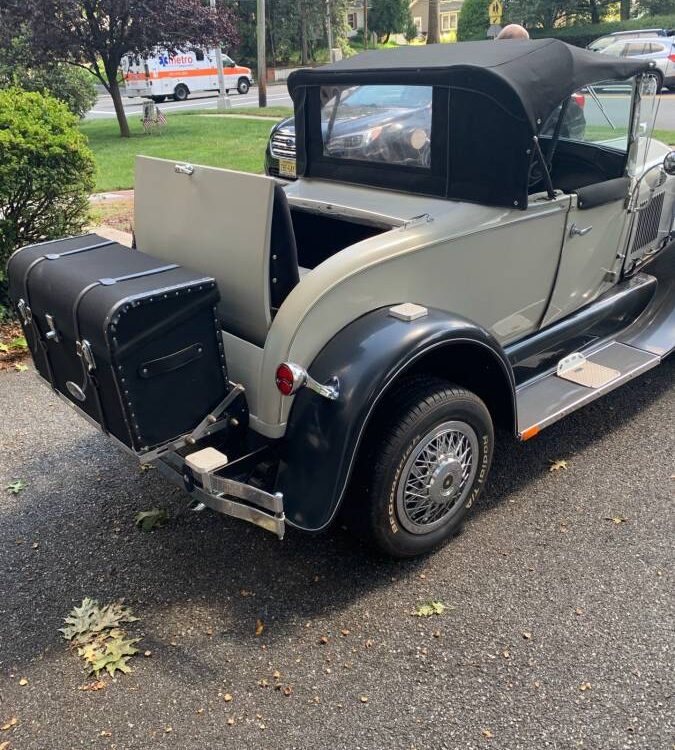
[276,306,515,531]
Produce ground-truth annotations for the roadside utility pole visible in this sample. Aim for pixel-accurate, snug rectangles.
[326,0,334,58]
[257,0,267,107]
[364,0,368,49]
[209,0,231,109]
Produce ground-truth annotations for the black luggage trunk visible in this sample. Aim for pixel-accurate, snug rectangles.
[7,234,228,453]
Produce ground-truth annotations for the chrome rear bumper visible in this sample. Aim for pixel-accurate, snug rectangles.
[155,452,285,539]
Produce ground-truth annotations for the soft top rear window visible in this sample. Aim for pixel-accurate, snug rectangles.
[320,84,433,169]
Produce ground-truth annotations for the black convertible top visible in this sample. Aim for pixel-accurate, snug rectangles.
[287,39,654,209]
[288,38,652,131]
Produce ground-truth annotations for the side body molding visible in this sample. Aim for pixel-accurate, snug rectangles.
[276,307,516,531]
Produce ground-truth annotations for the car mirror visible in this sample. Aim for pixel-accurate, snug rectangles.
[663,151,675,175]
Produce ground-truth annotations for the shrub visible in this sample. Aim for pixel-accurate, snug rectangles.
[0,58,98,119]
[530,14,675,48]
[0,88,95,309]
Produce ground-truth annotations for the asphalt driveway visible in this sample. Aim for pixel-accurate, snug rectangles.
[0,362,673,750]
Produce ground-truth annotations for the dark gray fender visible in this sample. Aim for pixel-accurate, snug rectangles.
[276,306,516,531]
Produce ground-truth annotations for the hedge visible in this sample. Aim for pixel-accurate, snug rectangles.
[530,14,675,49]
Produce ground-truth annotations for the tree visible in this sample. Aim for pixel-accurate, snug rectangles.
[2,0,238,138]
[457,0,489,40]
[0,38,97,118]
[0,89,95,310]
[637,0,675,13]
[427,0,441,43]
[369,0,412,43]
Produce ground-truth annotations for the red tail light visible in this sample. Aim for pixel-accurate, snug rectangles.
[275,362,307,396]
[668,54,675,63]
[571,93,585,108]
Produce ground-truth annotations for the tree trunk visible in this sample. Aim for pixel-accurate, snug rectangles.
[105,63,130,139]
[589,0,600,23]
[620,0,630,20]
[427,0,440,44]
[301,15,308,65]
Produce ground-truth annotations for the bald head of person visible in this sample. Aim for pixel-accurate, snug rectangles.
[496,24,530,40]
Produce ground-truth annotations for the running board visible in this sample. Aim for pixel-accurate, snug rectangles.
[516,342,660,439]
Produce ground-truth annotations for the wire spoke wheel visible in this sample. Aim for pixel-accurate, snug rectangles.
[396,420,479,534]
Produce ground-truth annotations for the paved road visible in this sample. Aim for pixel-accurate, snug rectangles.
[88,87,675,129]
[87,85,293,119]
[1,364,673,749]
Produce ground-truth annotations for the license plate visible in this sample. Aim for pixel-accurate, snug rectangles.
[278,158,296,178]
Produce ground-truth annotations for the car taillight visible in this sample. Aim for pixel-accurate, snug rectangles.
[668,53,675,63]
[275,362,306,396]
[571,93,585,108]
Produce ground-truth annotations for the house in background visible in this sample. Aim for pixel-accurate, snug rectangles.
[346,0,463,40]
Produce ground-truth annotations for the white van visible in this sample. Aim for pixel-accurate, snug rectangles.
[122,48,254,102]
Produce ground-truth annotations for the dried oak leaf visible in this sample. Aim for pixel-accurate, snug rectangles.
[60,598,101,642]
[134,508,168,531]
[549,459,569,472]
[0,740,10,750]
[255,619,265,637]
[1,717,18,731]
[89,634,140,677]
[413,601,447,617]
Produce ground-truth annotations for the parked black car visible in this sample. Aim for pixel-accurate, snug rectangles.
[265,84,433,179]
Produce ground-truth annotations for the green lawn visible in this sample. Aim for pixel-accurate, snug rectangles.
[81,112,280,192]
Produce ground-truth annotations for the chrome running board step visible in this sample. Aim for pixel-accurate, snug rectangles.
[516,341,660,439]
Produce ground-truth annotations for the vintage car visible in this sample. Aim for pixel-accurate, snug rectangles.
[7,40,675,558]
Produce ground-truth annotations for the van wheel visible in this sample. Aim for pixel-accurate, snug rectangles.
[173,84,189,101]
[237,78,250,95]
[151,95,166,103]
[357,377,493,559]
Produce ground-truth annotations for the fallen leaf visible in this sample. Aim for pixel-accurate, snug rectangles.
[522,631,532,640]
[579,681,592,691]
[196,708,204,715]
[144,650,152,657]
[239,588,254,597]
[319,635,329,644]
[432,630,441,638]
[18,678,28,686]
[574,607,584,616]
[255,619,265,637]
[1,717,18,731]
[223,693,233,702]
[482,728,494,738]
[413,601,447,617]
[226,718,235,726]
[164,726,172,733]
[605,516,627,524]
[99,730,112,737]
[5,480,25,495]
[134,508,168,531]
[14,364,28,372]
[78,680,106,691]
[259,678,269,687]
[549,459,568,472]
[282,685,293,696]
[364,638,374,648]
[0,740,10,750]
[502,650,510,659]
[272,669,282,680]
[139,463,155,472]
[340,629,350,636]
[360,695,369,703]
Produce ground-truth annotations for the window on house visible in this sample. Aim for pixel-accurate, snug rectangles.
[347,12,357,30]
[441,13,451,31]
[450,13,458,28]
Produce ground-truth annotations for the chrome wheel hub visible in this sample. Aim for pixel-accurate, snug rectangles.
[396,420,478,535]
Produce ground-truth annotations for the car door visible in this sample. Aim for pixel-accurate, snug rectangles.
[540,81,635,327]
